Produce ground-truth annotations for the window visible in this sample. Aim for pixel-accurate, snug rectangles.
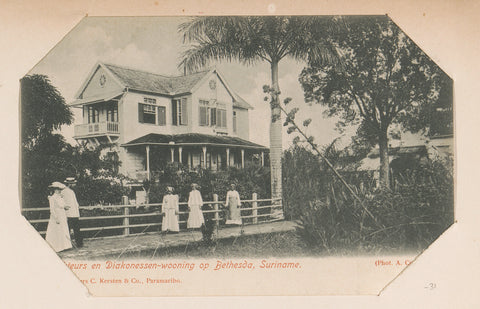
[138,103,156,124]
[216,109,227,128]
[144,97,157,104]
[106,103,118,122]
[233,111,237,132]
[199,100,209,126]
[198,100,227,128]
[138,97,165,125]
[210,107,217,126]
[157,106,166,126]
[87,105,100,124]
[172,98,188,125]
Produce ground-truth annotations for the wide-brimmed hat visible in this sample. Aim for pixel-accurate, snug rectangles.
[64,177,77,184]
[49,182,66,190]
[166,186,174,192]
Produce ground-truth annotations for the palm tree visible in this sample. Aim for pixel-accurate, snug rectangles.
[179,16,343,216]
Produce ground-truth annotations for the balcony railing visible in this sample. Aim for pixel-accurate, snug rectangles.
[74,122,119,138]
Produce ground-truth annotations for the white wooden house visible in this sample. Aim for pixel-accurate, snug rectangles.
[70,62,268,181]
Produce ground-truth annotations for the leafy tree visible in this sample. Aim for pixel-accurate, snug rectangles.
[299,16,451,188]
[20,75,73,150]
[21,75,73,208]
[179,16,343,208]
[20,75,125,208]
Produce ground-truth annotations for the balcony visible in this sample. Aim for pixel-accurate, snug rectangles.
[74,122,119,138]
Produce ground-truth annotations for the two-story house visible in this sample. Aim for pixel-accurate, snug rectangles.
[70,62,268,181]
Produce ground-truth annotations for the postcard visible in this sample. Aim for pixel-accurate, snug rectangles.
[2,0,479,306]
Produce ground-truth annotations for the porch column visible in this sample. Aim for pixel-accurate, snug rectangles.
[261,151,264,167]
[202,146,207,169]
[187,152,192,168]
[226,148,230,168]
[170,148,174,163]
[241,149,245,169]
[178,146,183,164]
[146,145,150,180]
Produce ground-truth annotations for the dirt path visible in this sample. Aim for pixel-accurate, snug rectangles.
[59,220,297,260]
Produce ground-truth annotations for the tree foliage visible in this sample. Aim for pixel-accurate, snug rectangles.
[179,16,342,74]
[299,16,452,188]
[20,74,125,208]
[20,75,73,150]
[179,16,344,202]
[283,145,453,253]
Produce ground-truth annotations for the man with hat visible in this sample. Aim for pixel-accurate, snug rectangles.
[62,177,83,247]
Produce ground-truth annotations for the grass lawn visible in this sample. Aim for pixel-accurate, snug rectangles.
[111,231,314,259]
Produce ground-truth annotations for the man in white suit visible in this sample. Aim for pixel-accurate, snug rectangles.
[62,177,83,248]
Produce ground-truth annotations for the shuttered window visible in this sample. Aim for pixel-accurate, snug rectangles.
[233,111,237,132]
[199,100,209,126]
[217,109,227,128]
[181,98,188,125]
[172,98,188,126]
[210,108,217,126]
[138,103,156,124]
[157,106,166,126]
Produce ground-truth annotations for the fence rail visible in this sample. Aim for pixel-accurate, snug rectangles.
[22,194,283,239]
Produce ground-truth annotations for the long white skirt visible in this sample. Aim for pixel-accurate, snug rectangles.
[46,214,72,252]
[226,196,242,225]
[162,209,179,232]
[187,205,204,228]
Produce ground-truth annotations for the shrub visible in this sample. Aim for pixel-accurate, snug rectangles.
[285,145,454,253]
[147,162,271,203]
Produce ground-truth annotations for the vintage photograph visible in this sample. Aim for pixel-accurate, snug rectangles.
[20,15,454,293]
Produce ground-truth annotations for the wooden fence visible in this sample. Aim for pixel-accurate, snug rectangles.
[22,193,283,239]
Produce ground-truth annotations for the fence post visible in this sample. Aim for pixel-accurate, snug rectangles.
[122,196,130,236]
[213,194,219,227]
[123,207,130,236]
[252,193,258,224]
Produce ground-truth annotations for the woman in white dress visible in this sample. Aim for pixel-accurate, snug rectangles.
[161,186,179,233]
[45,182,72,252]
[187,183,205,229]
[225,184,242,225]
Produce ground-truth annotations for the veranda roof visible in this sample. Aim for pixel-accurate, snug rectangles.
[122,133,268,150]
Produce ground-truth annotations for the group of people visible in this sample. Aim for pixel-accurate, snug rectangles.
[161,183,243,233]
[44,180,243,251]
[45,178,83,252]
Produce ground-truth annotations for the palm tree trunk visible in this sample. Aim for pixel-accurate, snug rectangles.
[269,60,283,217]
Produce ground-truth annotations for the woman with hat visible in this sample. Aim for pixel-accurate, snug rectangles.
[161,186,179,233]
[45,182,72,252]
[187,183,205,229]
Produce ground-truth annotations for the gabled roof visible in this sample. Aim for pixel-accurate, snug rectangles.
[122,133,268,150]
[74,62,253,109]
[103,63,210,96]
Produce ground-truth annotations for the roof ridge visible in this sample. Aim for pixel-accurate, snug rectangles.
[102,62,210,79]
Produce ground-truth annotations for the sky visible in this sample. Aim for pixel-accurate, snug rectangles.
[28,16,344,149]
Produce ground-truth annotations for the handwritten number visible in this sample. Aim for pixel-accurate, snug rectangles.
[424,283,436,290]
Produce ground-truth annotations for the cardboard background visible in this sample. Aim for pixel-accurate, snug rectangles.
[1,0,479,307]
